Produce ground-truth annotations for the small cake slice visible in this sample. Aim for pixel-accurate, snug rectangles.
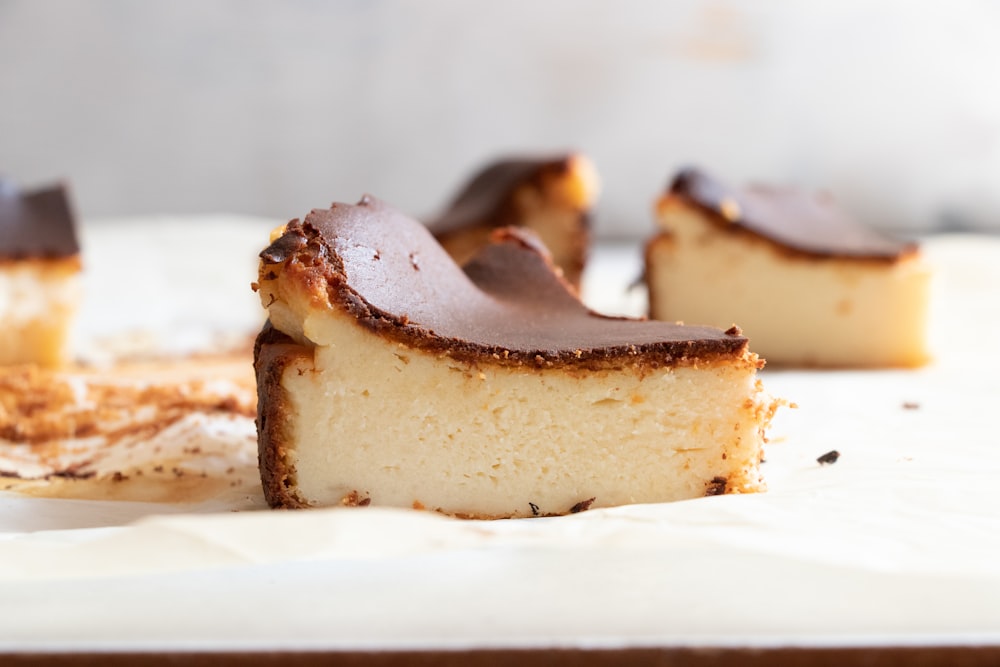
[253,196,779,518]
[0,180,82,366]
[646,168,931,368]
[425,154,598,288]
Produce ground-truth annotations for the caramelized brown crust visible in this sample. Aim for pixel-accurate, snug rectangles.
[426,157,582,236]
[0,180,79,259]
[425,156,592,287]
[260,196,750,370]
[666,167,917,262]
[253,321,310,509]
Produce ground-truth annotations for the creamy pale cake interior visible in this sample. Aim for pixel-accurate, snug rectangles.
[253,196,780,519]
[0,180,82,367]
[645,167,931,368]
[425,154,598,288]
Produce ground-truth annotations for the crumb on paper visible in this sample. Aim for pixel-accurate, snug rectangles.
[0,347,261,506]
[817,450,840,465]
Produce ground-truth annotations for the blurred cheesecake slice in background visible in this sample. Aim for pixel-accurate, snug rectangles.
[426,154,598,288]
[0,180,82,366]
[645,167,931,368]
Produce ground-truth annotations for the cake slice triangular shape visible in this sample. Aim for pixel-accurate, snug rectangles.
[254,196,780,518]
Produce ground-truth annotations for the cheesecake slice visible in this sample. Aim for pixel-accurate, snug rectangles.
[646,168,931,367]
[254,196,779,518]
[425,154,598,288]
[0,180,82,366]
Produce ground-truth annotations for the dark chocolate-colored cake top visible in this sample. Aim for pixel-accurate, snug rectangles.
[669,167,916,260]
[426,156,575,237]
[0,180,79,259]
[262,196,747,366]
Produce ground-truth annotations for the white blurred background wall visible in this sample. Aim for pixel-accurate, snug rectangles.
[2,0,999,236]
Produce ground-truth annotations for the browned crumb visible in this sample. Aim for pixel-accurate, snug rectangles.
[704,476,728,496]
[902,401,920,410]
[817,450,840,465]
[51,468,96,480]
[341,490,372,507]
[569,497,596,513]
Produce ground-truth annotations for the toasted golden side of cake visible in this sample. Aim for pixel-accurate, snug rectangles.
[646,168,931,368]
[254,196,780,518]
[0,181,82,366]
[0,258,81,366]
[426,154,598,288]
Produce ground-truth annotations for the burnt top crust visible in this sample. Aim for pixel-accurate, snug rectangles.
[261,196,748,367]
[0,180,79,259]
[669,167,916,260]
[426,156,578,237]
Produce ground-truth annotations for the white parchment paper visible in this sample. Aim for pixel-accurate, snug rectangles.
[1,225,997,651]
